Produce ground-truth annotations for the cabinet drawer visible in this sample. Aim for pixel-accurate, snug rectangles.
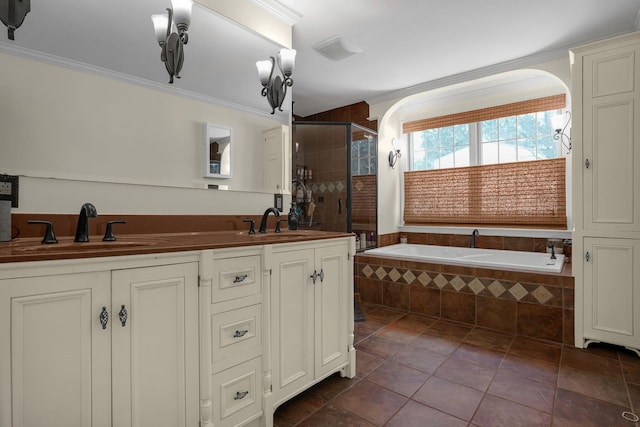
[212,255,261,303]
[212,357,262,426]
[212,304,262,363]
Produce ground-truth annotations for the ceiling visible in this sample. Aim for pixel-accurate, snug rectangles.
[2,0,640,118]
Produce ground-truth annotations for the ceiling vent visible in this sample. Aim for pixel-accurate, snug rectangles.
[312,36,362,61]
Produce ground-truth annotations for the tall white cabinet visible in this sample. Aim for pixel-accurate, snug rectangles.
[572,32,640,352]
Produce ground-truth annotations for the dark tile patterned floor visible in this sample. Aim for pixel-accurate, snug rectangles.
[273,303,640,427]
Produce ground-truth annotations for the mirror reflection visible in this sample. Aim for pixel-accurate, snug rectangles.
[204,124,232,178]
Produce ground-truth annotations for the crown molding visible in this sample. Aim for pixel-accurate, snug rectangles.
[365,46,571,108]
[251,0,302,26]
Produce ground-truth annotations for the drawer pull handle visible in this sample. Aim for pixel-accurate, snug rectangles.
[119,305,128,327]
[99,306,109,330]
[233,329,249,338]
[234,391,249,400]
[233,274,248,284]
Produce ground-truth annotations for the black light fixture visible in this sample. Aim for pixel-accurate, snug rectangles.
[256,49,297,114]
[151,0,193,84]
[551,110,572,153]
[1,0,30,40]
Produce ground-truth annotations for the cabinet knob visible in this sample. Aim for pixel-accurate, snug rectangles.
[585,251,590,262]
[310,270,318,284]
[585,158,590,169]
[319,269,325,283]
[99,306,109,330]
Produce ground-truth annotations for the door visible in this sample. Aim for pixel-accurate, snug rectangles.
[314,244,349,378]
[0,272,111,427]
[583,238,640,348]
[270,248,314,404]
[111,263,199,427]
[582,45,640,231]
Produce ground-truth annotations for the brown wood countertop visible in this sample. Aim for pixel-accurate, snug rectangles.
[0,230,355,264]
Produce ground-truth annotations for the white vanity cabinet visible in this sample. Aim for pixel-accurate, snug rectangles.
[572,32,640,351]
[267,238,356,409]
[0,254,200,427]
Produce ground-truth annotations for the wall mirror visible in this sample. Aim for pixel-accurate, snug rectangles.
[204,123,232,179]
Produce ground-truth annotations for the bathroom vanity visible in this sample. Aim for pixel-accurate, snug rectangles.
[0,231,356,427]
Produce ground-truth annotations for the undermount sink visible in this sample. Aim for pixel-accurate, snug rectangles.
[13,240,164,253]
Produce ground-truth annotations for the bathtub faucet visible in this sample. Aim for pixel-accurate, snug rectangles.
[470,229,479,248]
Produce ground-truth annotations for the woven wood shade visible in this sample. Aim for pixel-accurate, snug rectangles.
[404,158,566,228]
[351,174,376,224]
[402,94,566,134]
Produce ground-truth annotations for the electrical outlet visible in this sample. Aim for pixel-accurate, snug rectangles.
[0,175,19,207]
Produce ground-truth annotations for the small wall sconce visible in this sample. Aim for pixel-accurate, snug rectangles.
[151,0,193,84]
[1,0,30,40]
[388,138,401,169]
[551,110,572,153]
[256,49,297,114]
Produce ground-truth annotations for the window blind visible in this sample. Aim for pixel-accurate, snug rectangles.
[403,158,567,228]
[351,174,376,224]
[402,94,566,134]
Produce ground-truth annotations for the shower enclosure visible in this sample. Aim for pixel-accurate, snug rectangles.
[291,121,377,249]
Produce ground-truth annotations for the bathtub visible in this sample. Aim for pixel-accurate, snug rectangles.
[364,243,565,273]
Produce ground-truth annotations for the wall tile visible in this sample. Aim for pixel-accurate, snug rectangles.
[476,296,517,334]
[383,281,410,311]
[410,285,440,317]
[517,303,563,343]
[441,290,475,324]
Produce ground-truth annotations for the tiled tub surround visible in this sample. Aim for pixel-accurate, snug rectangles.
[355,252,574,345]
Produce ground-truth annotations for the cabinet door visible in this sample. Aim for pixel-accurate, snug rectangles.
[0,272,111,427]
[314,245,349,378]
[270,248,314,403]
[111,263,199,427]
[582,45,640,231]
[583,238,640,349]
[263,126,290,194]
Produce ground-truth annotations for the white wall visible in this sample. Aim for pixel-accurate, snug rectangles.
[371,56,572,236]
[0,52,285,214]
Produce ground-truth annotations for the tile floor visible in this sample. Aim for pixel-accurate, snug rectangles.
[273,303,640,427]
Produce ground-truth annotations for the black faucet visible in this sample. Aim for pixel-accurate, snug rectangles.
[259,207,280,233]
[548,242,557,260]
[74,203,97,242]
[470,229,479,248]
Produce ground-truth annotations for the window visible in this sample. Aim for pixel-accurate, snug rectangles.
[351,136,377,176]
[410,110,560,170]
[401,94,568,228]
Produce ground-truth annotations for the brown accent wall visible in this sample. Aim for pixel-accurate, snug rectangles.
[295,101,378,131]
[10,213,282,240]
